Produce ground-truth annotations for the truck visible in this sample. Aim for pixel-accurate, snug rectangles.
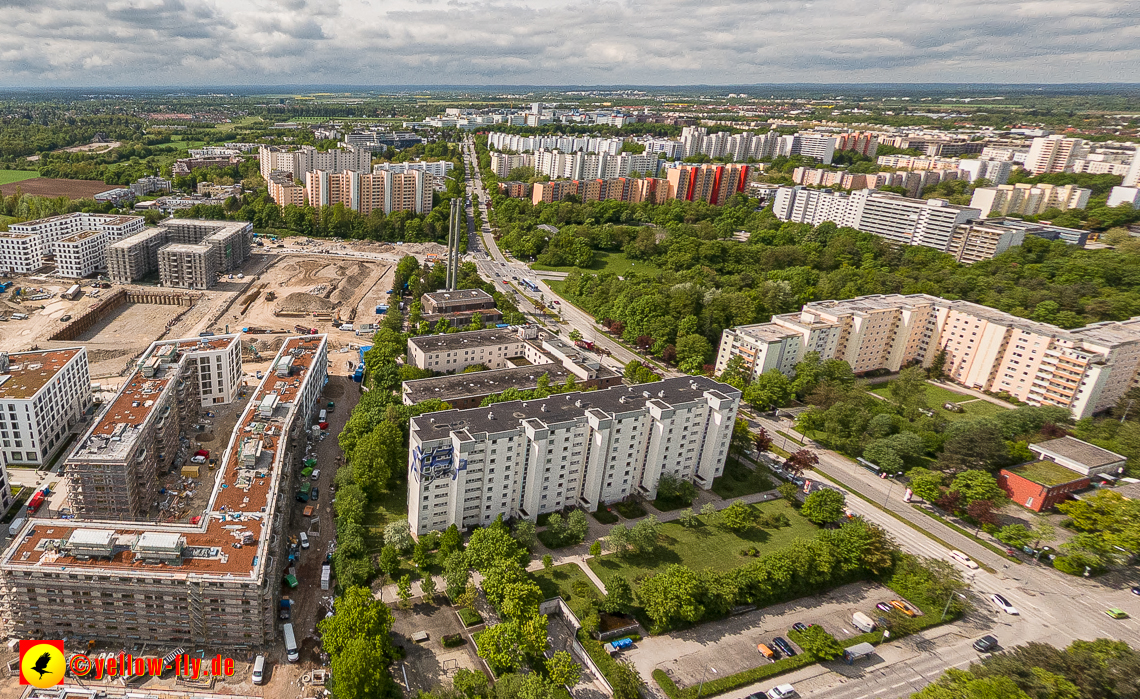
[8,517,26,537]
[295,482,311,502]
[294,325,317,335]
[851,612,876,633]
[279,598,292,620]
[26,489,47,515]
[61,284,81,300]
[321,564,331,590]
[574,340,596,351]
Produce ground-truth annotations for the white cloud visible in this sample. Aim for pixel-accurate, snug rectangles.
[0,0,1136,85]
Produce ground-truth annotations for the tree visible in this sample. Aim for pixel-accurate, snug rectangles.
[547,650,582,688]
[453,668,490,698]
[951,470,1005,505]
[656,472,698,506]
[481,560,542,620]
[784,449,819,476]
[589,540,602,557]
[607,524,632,555]
[862,440,904,473]
[907,467,946,502]
[475,614,549,672]
[889,367,929,418]
[329,637,400,699]
[801,489,846,524]
[512,519,539,551]
[753,428,773,454]
[420,574,437,601]
[413,539,431,569]
[938,422,1009,473]
[384,520,414,553]
[568,329,583,342]
[440,524,464,557]
[378,544,400,579]
[637,564,704,629]
[721,501,756,531]
[778,482,799,505]
[397,575,413,607]
[566,509,589,543]
[629,515,661,554]
[966,499,998,530]
[352,420,405,498]
[609,660,646,699]
[792,625,844,660]
[678,507,699,528]
[995,524,1034,550]
[467,524,527,572]
[542,554,553,571]
[443,552,470,601]
[603,575,634,613]
[700,502,718,518]
[319,585,397,659]
[718,354,752,389]
[675,334,713,371]
[745,370,793,410]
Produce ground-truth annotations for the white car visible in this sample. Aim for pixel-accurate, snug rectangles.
[311,469,321,481]
[950,550,979,569]
[991,594,1019,615]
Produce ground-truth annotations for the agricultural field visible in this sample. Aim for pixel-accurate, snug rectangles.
[0,170,40,185]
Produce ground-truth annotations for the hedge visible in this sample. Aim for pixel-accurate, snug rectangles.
[577,629,629,687]
[458,607,483,627]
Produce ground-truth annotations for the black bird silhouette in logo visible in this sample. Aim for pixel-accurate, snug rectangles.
[31,652,54,679]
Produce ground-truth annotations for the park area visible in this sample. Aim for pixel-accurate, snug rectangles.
[869,380,1009,421]
[531,250,664,276]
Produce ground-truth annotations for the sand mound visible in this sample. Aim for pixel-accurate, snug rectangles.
[278,292,335,313]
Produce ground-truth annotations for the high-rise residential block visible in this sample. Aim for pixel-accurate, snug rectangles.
[969,184,1091,217]
[407,376,739,533]
[0,347,91,474]
[1024,135,1087,175]
[268,172,306,206]
[258,145,372,183]
[667,164,749,205]
[305,169,432,215]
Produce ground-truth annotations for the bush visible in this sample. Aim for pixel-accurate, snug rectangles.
[615,500,648,519]
[593,507,620,524]
[458,607,483,627]
[441,633,466,647]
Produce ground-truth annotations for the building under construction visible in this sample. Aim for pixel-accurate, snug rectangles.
[0,335,328,648]
[106,219,252,288]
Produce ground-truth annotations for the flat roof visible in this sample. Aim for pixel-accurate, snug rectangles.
[1031,436,1125,469]
[1006,460,1088,486]
[412,375,739,439]
[409,328,523,354]
[0,348,83,400]
[732,323,802,343]
[423,289,494,305]
[404,364,575,403]
[59,229,107,243]
[4,334,327,579]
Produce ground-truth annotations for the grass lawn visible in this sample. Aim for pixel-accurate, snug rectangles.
[712,458,776,500]
[532,563,604,619]
[587,500,817,587]
[215,115,265,132]
[871,381,1011,421]
[362,483,409,554]
[0,170,40,185]
[531,250,664,277]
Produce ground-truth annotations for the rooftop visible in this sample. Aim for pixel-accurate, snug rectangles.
[423,289,494,306]
[1031,436,1126,470]
[409,328,523,354]
[4,334,327,579]
[1006,460,1088,487]
[733,323,802,343]
[0,348,84,400]
[59,229,107,243]
[412,375,740,439]
[404,364,575,404]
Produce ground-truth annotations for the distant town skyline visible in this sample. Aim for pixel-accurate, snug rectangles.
[1,0,1138,87]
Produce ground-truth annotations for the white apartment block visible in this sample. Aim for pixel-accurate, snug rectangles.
[373,160,455,177]
[957,159,1013,185]
[772,186,980,253]
[258,145,372,184]
[407,376,740,534]
[486,133,624,156]
[408,328,534,373]
[0,347,92,471]
[1024,136,1088,175]
[715,294,1140,419]
[1124,152,1140,188]
[969,184,1092,218]
[532,150,661,180]
[0,213,144,276]
[490,153,535,178]
[55,229,110,278]
[1108,187,1140,209]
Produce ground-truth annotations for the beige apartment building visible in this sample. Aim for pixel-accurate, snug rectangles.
[305,169,433,215]
[715,294,1140,419]
[969,183,1091,218]
[1024,135,1087,175]
[0,335,328,648]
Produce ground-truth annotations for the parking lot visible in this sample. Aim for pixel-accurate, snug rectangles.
[623,582,916,689]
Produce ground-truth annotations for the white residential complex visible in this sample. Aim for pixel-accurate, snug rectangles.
[407,376,740,534]
[969,183,1092,218]
[773,187,981,254]
[0,347,92,471]
[1023,136,1089,175]
[0,213,145,276]
[372,160,455,177]
[486,132,625,155]
[408,327,533,373]
[258,145,373,184]
[715,294,1140,419]
[532,149,662,180]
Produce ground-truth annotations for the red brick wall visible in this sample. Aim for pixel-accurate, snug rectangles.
[998,470,1090,512]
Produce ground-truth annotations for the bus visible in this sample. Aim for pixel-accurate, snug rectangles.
[520,279,540,293]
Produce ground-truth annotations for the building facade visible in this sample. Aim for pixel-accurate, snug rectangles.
[305,169,433,216]
[0,348,91,472]
[1024,136,1087,175]
[407,376,740,534]
[969,184,1091,218]
[0,213,144,276]
[106,220,252,287]
[667,164,749,205]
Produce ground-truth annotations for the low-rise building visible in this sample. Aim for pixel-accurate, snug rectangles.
[421,289,496,316]
[408,326,530,373]
[1028,436,1127,477]
[998,461,1090,512]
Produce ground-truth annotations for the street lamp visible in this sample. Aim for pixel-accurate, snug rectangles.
[882,479,895,507]
[941,592,967,621]
[696,667,717,699]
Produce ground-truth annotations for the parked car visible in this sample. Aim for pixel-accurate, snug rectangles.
[991,594,1019,615]
[299,532,309,549]
[767,685,797,699]
[949,550,979,569]
[772,637,796,657]
[311,487,319,501]
[875,602,893,613]
[1131,586,1140,596]
[1106,608,1129,619]
[791,623,808,633]
[889,600,917,617]
[756,644,775,660]
[311,469,321,481]
[973,636,999,652]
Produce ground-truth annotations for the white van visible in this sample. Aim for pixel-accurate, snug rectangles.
[852,611,876,633]
[8,517,26,537]
[283,623,299,662]
[252,655,266,684]
[949,550,979,569]
[318,409,327,422]
[299,532,310,549]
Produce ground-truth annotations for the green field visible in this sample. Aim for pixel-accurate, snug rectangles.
[531,250,664,277]
[532,563,604,619]
[870,381,1011,421]
[712,457,776,500]
[215,115,266,132]
[587,499,816,587]
[0,171,40,185]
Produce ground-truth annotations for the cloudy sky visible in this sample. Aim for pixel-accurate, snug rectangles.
[1,0,1138,86]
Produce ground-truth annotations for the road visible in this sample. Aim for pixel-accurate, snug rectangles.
[458,137,650,373]
[726,411,1140,699]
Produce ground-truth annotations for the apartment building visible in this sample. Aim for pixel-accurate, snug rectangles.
[408,327,532,373]
[498,181,529,198]
[373,160,455,177]
[0,213,144,276]
[305,169,432,216]
[532,150,661,180]
[268,172,306,207]
[836,132,879,158]
[1125,151,1140,188]
[712,324,807,381]
[667,164,749,205]
[130,176,171,197]
[63,335,241,520]
[957,159,1013,185]
[1024,136,1088,175]
[490,153,534,178]
[775,133,837,164]
[257,145,372,183]
[877,155,963,172]
[171,155,242,176]
[969,183,1092,217]
[0,335,327,648]
[0,348,91,475]
[106,220,252,287]
[407,376,739,533]
[715,294,1140,419]
[402,332,621,408]
[530,177,669,206]
[486,133,624,156]
[949,218,1088,264]
[54,229,110,278]
[1108,187,1140,209]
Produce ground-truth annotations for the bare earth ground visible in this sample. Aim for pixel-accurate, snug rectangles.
[0,178,113,199]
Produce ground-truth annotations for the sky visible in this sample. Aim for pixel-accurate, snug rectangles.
[1,0,1139,86]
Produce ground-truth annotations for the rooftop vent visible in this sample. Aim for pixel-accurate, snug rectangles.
[488,412,495,420]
